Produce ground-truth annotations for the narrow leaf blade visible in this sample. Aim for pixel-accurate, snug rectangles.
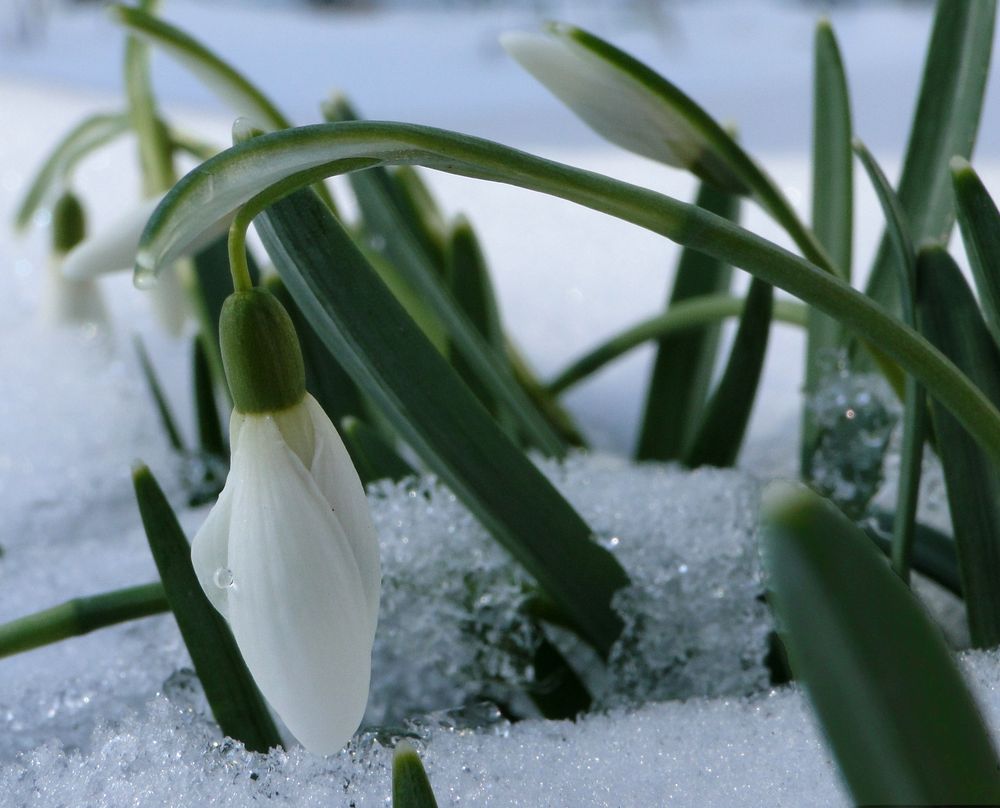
[916,245,1000,646]
[953,158,1000,349]
[683,277,773,468]
[392,742,440,808]
[132,465,282,751]
[864,0,997,314]
[762,482,1000,806]
[636,181,737,461]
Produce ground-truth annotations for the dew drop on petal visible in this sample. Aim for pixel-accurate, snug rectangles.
[213,567,235,589]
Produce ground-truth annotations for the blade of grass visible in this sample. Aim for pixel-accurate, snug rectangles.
[340,416,415,486]
[134,334,185,452]
[132,464,282,751]
[863,0,997,316]
[549,295,805,396]
[14,112,130,231]
[0,583,167,658]
[254,188,629,657]
[635,181,737,461]
[682,277,773,468]
[804,19,853,472]
[762,482,1000,806]
[916,244,1000,647]
[131,121,1000,469]
[952,158,1000,349]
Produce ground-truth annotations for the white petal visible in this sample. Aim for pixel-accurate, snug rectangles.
[190,483,236,621]
[149,264,191,337]
[41,259,110,328]
[227,415,373,755]
[500,27,703,170]
[62,197,163,280]
[299,395,381,635]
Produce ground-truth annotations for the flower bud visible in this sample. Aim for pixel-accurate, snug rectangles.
[220,287,306,414]
[51,192,86,255]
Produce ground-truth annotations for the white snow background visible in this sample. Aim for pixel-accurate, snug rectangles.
[2,1,1000,805]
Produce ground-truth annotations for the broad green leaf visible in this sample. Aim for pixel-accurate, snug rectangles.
[134,334,184,452]
[506,343,588,448]
[526,636,592,720]
[549,294,806,395]
[635,181,737,461]
[131,121,1000,468]
[14,112,130,231]
[864,0,997,315]
[111,4,289,131]
[916,245,1000,647]
[803,19,853,472]
[502,23,841,282]
[854,140,926,583]
[683,277,773,468]
[953,158,1000,349]
[192,335,225,459]
[132,465,282,751]
[0,582,166,659]
[254,188,629,656]
[340,416,416,486]
[267,276,367,427]
[762,482,1000,806]
[392,742,439,808]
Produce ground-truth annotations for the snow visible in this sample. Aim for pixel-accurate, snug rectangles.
[3,0,1000,805]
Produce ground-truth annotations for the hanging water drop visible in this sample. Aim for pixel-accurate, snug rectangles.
[213,567,235,589]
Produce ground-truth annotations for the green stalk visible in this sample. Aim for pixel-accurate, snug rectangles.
[0,584,167,658]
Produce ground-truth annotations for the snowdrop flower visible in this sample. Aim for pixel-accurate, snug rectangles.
[501,23,746,194]
[191,287,380,755]
[42,192,109,328]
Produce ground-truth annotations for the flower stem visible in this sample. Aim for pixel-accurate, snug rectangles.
[227,218,255,293]
[0,583,167,659]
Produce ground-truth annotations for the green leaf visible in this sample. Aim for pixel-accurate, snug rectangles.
[325,100,560,454]
[392,742,440,808]
[131,121,1000,470]
[0,582,167,659]
[854,140,927,583]
[635,181,737,461]
[916,245,1000,647]
[134,334,185,452]
[762,482,1000,806]
[254,188,629,657]
[192,335,226,459]
[683,277,773,468]
[132,465,282,751]
[14,112,130,231]
[953,158,1000,350]
[340,416,416,486]
[111,4,290,131]
[548,294,806,395]
[863,0,997,315]
[803,19,853,472]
